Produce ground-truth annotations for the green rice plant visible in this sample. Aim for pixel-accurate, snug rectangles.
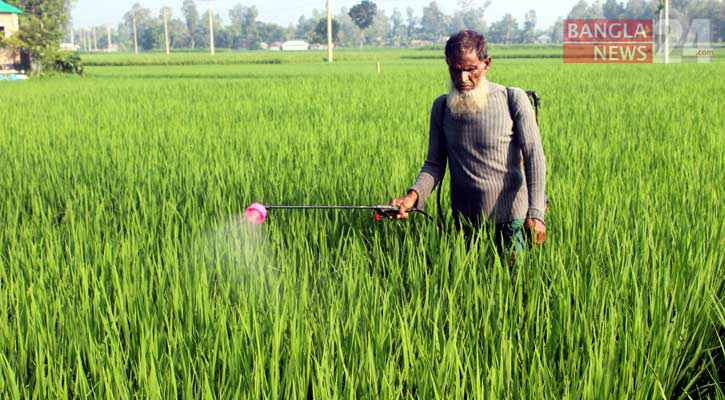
[0,55,723,398]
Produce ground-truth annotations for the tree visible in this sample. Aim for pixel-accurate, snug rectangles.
[312,18,340,44]
[123,3,152,52]
[243,6,259,48]
[295,15,317,43]
[449,0,490,35]
[166,16,188,48]
[3,0,75,73]
[257,22,285,44]
[181,0,199,48]
[567,1,591,18]
[348,0,377,47]
[420,2,447,41]
[550,17,564,43]
[522,10,537,43]
[405,6,417,39]
[488,14,519,44]
[139,21,162,50]
[623,0,650,18]
[602,0,625,18]
[390,8,404,46]
[364,9,388,46]
[199,10,222,49]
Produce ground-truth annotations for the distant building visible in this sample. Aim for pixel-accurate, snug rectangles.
[60,43,80,52]
[281,40,309,51]
[410,39,435,48]
[310,43,335,50]
[535,34,552,44]
[268,41,282,51]
[0,0,22,69]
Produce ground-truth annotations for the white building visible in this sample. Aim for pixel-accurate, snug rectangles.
[281,40,309,51]
[60,43,80,51]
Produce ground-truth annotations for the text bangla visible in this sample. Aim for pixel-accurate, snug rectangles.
[567,23,650,40]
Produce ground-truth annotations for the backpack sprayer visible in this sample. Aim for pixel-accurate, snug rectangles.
[245,91,541,226]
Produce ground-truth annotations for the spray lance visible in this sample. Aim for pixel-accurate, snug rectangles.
[244,203,432,225]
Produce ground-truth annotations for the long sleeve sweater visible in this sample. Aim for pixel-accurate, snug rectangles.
[409,82,547,224]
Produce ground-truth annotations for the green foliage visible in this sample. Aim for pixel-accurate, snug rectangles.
[181,0,200,49]
[312,18,340,45]
[420,1,447,41]
[1,53,724,398]
[50,50,83,74]
[5,0,73,73]
[348,0,377,31]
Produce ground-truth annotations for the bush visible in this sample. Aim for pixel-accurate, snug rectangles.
[50,51,83,75]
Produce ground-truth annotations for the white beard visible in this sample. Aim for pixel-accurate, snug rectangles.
[447,80,490,118]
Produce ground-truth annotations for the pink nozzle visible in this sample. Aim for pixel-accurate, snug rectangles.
[245,203,267,224]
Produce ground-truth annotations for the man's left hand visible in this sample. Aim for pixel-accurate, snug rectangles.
[524,218,546,245]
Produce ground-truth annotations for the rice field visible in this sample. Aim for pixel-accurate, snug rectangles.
[1,51,724,398]
[78,45,567,66]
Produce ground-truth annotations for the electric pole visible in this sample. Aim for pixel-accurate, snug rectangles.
[326,0,333,62]
[107,25,112,52]
[163,0,170,55]
[664,0,669,64]
[208,0,215,55]
[132,13,139,54]
[657,0,663,53]
[93,27,98,51]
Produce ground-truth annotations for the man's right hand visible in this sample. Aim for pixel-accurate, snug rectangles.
[390,190,419,219]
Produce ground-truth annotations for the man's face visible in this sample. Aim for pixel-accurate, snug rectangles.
[447,49,491,92]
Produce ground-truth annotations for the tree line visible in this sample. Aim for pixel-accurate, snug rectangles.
[69,0,723,52]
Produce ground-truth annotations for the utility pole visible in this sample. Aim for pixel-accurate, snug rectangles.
[664,0,669,64]
[107,25,112,52]
[208,0,215,55]
[163,0,170,55]
[132,13,139,54]
[326,0,333,62]
[657,0,663,53]
[93,27,98,51]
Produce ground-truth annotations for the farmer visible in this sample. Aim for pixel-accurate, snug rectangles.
[391,30,547,253]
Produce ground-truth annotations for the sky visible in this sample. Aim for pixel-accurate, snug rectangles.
[71,0,576,31]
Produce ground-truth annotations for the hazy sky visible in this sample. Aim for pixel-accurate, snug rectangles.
[71,0,575,31]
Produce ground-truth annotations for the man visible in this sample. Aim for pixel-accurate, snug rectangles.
[391,30,547,252]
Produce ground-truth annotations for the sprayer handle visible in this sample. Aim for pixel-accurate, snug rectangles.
[374,206,432,220]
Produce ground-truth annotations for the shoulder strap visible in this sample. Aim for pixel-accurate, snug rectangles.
[438,94,447,127]
[506,87,517,122]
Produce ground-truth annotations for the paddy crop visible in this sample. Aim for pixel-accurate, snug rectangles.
[0,55,724,398]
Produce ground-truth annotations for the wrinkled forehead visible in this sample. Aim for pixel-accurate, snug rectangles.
[446,49,483,69]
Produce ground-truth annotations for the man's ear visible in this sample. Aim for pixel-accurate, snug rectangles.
[482,56,492,73]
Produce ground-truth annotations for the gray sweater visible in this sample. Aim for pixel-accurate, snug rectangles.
[409,82,547,224]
